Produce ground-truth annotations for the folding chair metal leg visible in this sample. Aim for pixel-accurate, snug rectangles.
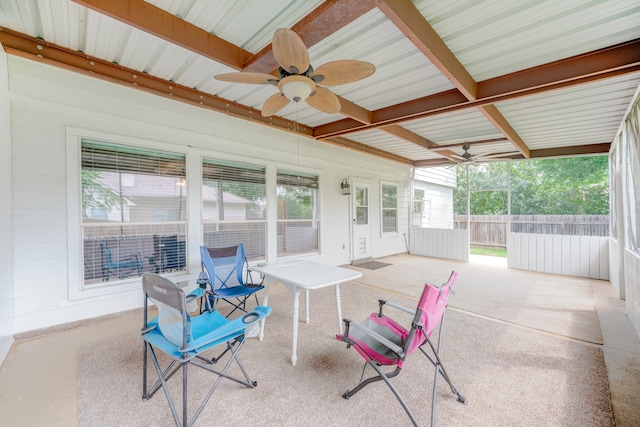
[144,343,184,426]
[418,312,467,427]
[343,363,418,427]
[143,337,257,427]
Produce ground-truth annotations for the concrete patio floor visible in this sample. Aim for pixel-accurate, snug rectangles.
[0,254,639,426]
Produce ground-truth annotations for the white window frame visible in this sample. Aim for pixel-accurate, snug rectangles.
[67,129,190,300]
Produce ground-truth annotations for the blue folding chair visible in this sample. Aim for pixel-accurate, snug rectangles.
[100,240,142,281]
[199,244,264,318]
[141,273,271,427]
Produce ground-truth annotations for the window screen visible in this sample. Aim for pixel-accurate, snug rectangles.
[382,183,398,233]
[277,170,320,256]
[202,158,267,260]
[81,140,187,285]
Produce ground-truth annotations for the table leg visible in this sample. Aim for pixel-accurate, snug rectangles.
[259,284,270,341]
[291,287,301,366]
[305,289,310,323]
[335,283,343,334]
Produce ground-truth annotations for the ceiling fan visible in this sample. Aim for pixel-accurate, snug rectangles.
[451,145,521,165]
[214,28,376,117]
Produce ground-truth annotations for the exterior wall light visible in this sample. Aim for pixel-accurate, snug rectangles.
[341,178,351,195]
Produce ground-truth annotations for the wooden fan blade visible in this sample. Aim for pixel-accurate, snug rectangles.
[272,28,310,74]
[261,92,290,117]
[214,72,278,85]
[306,86,341,114]
[475,151,522,161]
[311,60,375,86]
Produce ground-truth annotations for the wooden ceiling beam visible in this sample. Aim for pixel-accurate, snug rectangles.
[478,105,530,157]
[376,0,529,157]
[414,143,611,166]
[529,143,611,158]
[71,0,252,70]
[380,124,437,150]
[337,96,372,124]
[244,0,377,73]
[320,137,414,165]
[376,0,477,100]
[413,158,456,167]
[0,28,312,137]
[315,38,640,138]
[478,39,640,99]
[430,137,509,150]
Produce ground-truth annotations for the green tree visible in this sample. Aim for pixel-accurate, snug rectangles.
[510,156,609,214]
[454,162,508,215]
[277,186,315,219]
[81,170,120,217]
[453,155,609,215]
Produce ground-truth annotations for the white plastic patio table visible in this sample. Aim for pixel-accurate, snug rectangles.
[249,260,362,366]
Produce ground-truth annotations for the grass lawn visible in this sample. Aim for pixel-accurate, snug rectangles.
[470,247,507,258]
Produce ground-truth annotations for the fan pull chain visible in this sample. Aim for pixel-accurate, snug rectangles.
[295,103,300,180]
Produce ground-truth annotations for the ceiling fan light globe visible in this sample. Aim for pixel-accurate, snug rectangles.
[279,75,315,102]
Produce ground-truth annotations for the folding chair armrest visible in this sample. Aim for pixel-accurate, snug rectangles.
[382,300,416,316]
[347,320,405,359]
[181,306,271,351]
[245,269,265,286]
[186,287,205,300]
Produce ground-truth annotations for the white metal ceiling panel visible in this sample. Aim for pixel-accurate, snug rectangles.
[417,0,640,81]
[403,109,503,145]
[146,0,325,52]
[497,72,640,150]
[348,128,441,162]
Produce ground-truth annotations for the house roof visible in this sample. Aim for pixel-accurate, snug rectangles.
[1,0,639,167]
[97,172,252,204]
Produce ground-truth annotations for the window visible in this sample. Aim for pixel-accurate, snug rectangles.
[202,158,267,260]
[277,170,320,256]
[413,189,425,213]
[381,182,398,233]
[413,188,431,227]
[81,140,187,286]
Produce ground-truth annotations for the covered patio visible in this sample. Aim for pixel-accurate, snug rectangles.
[1,254,638,426]
[1,1,640,425]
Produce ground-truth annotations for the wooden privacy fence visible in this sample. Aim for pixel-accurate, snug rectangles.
[453,215,609,248]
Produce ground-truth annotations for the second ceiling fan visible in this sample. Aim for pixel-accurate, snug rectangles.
[214,28,376,117]
[452,145,521,165]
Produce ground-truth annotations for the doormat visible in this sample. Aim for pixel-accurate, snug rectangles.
[355,261,392,270]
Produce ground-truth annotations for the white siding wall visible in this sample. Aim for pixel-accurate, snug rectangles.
[411,181,454,229]
[0,45,14,362]
[413,167,456,188]
[507,233,609,280]
[412,167,455,229]
[5,56,412,333]
[624,249,640,335]
[410,228,468,261]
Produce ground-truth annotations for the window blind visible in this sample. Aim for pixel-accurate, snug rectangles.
[202,158,267,259]
[80,139,187,286]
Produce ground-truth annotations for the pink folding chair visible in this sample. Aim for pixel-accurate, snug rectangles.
[337,271,466,426]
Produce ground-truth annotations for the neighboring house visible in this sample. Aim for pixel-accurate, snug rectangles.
[87,173,255,223]
[411,167,456,229]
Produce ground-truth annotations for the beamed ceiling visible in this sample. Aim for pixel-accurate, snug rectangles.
[1,0,639,167]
